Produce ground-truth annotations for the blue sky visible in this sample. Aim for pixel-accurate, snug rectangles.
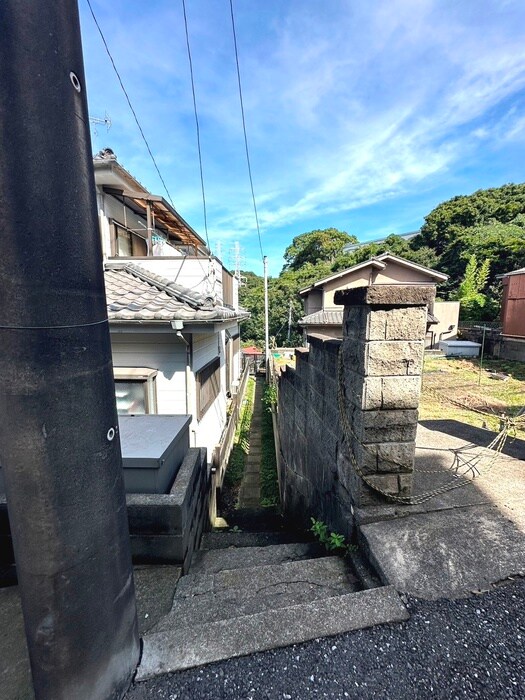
[79,0,525,276]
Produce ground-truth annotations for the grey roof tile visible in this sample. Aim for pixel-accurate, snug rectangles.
[299,310,344,326]
[104,263,248,323]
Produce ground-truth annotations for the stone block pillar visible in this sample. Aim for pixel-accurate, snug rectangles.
[334,285,434,506]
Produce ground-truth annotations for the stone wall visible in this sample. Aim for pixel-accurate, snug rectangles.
[277,285,433,539]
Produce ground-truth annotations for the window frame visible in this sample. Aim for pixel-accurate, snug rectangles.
[195,357,221,420]
[113,367,158,415]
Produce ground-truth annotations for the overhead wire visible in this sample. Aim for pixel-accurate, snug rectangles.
[181,0,211,251]
[229,0,265,262]
[85,0,175,208]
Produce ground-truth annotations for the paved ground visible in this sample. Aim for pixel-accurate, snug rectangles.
[357,422,525,599]
[126,578,525,699]
[2,418,525,698]
[238,378,263,509]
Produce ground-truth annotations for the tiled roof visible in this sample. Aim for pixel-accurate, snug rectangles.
[299,309,438,326]
[105,263,248,322]
[299,310,344,326]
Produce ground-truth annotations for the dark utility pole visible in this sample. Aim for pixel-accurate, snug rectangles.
[0,2,140,698]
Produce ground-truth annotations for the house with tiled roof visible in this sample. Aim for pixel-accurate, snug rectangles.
[298,253,458,348]
[93,150,249,467]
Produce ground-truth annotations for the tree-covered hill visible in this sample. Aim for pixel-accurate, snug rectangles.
[238,183,525,345]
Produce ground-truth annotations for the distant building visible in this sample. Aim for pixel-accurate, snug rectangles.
[298,252,458,348]
[498,267,525,360]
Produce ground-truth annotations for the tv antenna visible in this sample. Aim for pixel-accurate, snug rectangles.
[89,111,112,137]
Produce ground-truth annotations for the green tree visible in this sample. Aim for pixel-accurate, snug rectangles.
[238,271,265,346]
[453,254,498,322]
[283,228,357,271]
[417,183,525,255]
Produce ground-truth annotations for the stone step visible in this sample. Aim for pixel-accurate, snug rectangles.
[190,541,326,575]
[214,506,286,532]
[201,530,312,550]
[137,585,409,679]
[154,556,359,630]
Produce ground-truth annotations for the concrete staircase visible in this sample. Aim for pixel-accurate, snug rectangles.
[136,529,409,681]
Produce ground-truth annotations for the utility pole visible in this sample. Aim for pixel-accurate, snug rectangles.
[0,2,139,698]
[264,256,270,379]
[287,299,293,345]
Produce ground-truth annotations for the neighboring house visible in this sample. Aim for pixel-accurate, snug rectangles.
[298,252,458,348]
[498,267,525,361]
[93,149,248,462]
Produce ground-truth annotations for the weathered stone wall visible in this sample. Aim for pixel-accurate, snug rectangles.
[277,285,433,538]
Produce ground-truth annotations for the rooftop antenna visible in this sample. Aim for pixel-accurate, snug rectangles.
[89,111,112,138]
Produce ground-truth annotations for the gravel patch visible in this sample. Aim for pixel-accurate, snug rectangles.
[126,578,525,699]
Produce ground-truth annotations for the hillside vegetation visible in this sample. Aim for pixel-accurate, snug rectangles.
[240,183,525,346]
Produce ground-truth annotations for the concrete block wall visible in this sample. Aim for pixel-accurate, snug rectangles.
[277,285,433,536]
[127,447,209,572]
[278,336,354,538]
[0,447,209,578]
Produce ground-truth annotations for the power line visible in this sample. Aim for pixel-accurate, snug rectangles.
[85,0,175,207]
[229,0,264,262]
[181,0,210,250]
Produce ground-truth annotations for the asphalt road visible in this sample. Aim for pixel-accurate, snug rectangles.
[126,578,525,700]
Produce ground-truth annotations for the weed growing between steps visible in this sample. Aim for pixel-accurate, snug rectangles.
[260,385,279,507]
[310,518,358,555]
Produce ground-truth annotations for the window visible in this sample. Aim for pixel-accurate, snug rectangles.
[196,357,221,419]
[114,367,158,414]
[111,221,148,257]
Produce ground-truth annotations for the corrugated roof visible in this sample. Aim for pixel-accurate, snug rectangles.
[105,263,248,323]
[502,267,525,277]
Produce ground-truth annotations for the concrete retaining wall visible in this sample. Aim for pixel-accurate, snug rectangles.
[0,447,209,578]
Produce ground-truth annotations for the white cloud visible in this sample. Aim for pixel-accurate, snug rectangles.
[81,0,525,246]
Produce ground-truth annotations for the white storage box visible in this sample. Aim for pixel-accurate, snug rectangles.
[439,340,481,357]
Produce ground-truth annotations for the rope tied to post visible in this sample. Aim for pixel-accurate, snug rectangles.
[337,348,516,505]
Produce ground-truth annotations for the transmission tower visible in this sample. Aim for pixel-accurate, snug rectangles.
[229,241,245,283]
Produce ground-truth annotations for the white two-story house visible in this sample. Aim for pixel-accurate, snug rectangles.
[93,148,248,464]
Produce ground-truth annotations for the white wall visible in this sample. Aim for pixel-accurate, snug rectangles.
[192,331,227,460]
[110,329,228,464]
[134,258,224,305]
[110,332,187,413]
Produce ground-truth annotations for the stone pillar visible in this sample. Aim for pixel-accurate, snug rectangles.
[334,285,434,506]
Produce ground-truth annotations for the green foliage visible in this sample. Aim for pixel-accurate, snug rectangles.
[239,272,265,346]
[418,183,525,255]
[262,384,277,412]
[452,254,501,323]
[283,228,356,271]
[260,389,279,507]
[238,182,525,345]
[309,518,357,553]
